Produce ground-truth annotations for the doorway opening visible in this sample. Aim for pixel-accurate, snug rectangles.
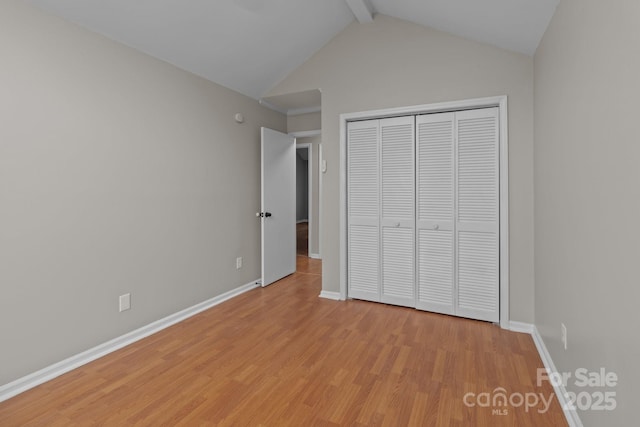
[339,96,510,328]
[296,143,312,257]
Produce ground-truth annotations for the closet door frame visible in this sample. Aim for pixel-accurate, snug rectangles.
[339,96,510,329]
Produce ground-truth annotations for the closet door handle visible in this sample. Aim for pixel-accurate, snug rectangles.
[395,222,401,228]
[433,224,440,230]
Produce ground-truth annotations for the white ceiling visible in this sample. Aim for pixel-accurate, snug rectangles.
[29,0,558,100]
[370,0,559,56]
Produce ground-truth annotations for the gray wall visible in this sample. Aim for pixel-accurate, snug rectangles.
[269,14,535,323]
[296,151,308,222]
[0,1,285,385]
[534,0,639,424]
[288,112,321,134]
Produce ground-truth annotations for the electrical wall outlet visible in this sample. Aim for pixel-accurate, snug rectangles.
[119,293,131,312]
[236,257,243,270]
[561,323,567,350]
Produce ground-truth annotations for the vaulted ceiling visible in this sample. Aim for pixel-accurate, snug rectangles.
[28,0,559,100]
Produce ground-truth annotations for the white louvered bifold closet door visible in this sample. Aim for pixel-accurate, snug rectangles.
[415,113,455,315]
[347,107,499,322]
[455,108,499,322]
[347,120,380,302]
[379,117,415,307]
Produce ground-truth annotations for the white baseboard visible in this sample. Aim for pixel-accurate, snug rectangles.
[531,326,583,427]
[0,279,260,403]
[319,290,341,301]
[309,253,321,259]
[509,321,535,334]
[506,321,582,426]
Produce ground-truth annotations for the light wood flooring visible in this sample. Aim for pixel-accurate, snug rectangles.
[0,256,567,426]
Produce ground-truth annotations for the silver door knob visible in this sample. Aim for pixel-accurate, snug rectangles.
[395,222,401,227]
[433,224,440,230]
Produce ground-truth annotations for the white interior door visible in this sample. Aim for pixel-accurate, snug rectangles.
[416,112,455,315]
[455,108,499,322]
[416,109,499,321]
[261,127,296,287]
[379,116,415,307]
[347,120,380,302]
[347,117,415,307]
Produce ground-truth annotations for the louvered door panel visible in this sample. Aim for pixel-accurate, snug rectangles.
[416,113,455,314]
[347,120,380,301]
[458,231,498,316]
[382,227,414,306]
[417,229,454,314]
[457,112,499,223]
[380,117,415,307]
[417,114,454,223]
[381,118,414,220]
[455,108,499,322]
[348,123,379,219]
[349,225,379,300]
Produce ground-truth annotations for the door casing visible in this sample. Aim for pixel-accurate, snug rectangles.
[339,96,510,328]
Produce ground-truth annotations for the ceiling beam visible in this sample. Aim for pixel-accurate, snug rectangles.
[345,0,375,23]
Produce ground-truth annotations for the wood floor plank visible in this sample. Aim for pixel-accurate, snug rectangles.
[0,256,567,426]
